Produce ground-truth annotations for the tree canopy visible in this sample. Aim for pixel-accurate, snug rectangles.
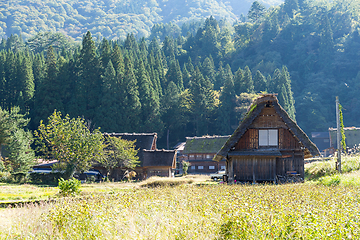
[35,110,104,179]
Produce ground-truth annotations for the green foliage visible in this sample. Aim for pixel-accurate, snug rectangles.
[182,161,190,175]
[58,177,81,196]
[305,155,360,181]
[0,107,35,175]
[29,172,62,185]
[3,0,360,145]
[248,1,266,22]
[35,110,104,179]
[101,136,139,178]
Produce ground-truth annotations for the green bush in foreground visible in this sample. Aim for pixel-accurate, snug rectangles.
[1,184,360,239]
[58,178,81,196]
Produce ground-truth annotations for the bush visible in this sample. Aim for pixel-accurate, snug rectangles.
[58,178,81,196]
[29,172,63,185]
[0,171,11,182]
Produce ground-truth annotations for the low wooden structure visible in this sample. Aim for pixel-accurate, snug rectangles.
[214,94,320,183]
[103,133,176,180]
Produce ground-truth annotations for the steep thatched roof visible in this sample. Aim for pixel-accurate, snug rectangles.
[141,149,176,168]
[183,135,231,154]
[104,133,157,151]
[214,94,320,161]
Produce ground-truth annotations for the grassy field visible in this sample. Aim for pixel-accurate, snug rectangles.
[1,161,360,239]
[1,183,360,239]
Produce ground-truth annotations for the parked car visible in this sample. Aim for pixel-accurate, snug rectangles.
[75,170,105,182]
[210,170,226,181]
[29,168,105,182]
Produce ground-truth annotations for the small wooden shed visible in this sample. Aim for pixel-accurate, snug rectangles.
[214,94,320,183]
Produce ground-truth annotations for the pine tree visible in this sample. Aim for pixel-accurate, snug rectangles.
[99,38,112,70]
[0,52,6,109]
[122,55,141,131]
[33,46,62,125]
[278,66,296,121]
[253,70,267,92]
[136,58,161,132]
[161,81,186,147]
[17,53,35,112]
[248,1,266,22]
[155,51,167,93]
[4,50,16,110]
[95,60,119,132]
[269,68,281,93]
[240,66,254,93]
[182,63,191,89]
[162,36,176,61]
[201,56,216,85]
[111,44,124,77]
[234,67,243,96]
[284,0,299,17]
[77,31,102,120]
[214,61,225,90]
[189,67,214,136]
[166,59,184,91]
[218,64,236,134]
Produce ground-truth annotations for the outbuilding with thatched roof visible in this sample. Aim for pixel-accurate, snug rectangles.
[181,135,230,174]
[101,133,177,180]
[214,94,320,183]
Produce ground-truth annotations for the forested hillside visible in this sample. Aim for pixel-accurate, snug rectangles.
[1,0,360,148]
[1,0,282,41]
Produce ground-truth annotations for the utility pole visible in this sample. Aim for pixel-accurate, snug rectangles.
[336,96,341,173]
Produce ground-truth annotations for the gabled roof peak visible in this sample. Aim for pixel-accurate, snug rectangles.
[214,95,320,161]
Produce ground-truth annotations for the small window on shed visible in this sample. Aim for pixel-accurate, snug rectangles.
[259,129,278,146]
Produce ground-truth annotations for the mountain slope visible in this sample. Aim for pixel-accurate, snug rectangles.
[1,0,282,41]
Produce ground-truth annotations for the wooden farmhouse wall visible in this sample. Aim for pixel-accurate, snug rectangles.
[230,106,305,181]
[235,107,303,151]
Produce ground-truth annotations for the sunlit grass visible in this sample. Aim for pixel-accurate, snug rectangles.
[1,184,360,239]
[305,154,360,180]
[0,184,57,202]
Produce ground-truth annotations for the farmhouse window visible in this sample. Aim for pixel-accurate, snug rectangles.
[206,154,212,159]
[197,154,202,158]
[198,166,204,169]
[191,166,195,170]
[209,166,215,169]
[259,129,278,146]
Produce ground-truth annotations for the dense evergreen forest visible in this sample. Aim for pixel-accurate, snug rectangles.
[1,0,360,148]
[1,0,282,41]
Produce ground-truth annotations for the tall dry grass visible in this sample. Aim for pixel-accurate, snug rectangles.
[1,184,360,239]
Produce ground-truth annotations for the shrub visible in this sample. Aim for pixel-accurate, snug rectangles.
[0,171,11,182]
[58,178,81,196]
[29,172,62,185]
[140,176,193,188]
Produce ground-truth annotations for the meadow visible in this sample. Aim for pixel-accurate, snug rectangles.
[1,181,360,239]
[1,156,360,239]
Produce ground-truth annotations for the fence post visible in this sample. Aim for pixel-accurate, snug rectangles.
[336,96,341,173]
